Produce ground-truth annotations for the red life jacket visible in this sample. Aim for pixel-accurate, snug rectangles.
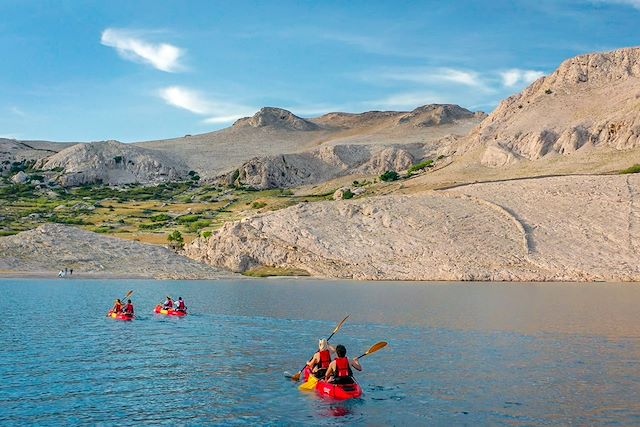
[113,302,122,313]
[125,304,134,314]
[335,357,352,378]
[319,350,331,369]
[165,300,173,308]
[178,300,186,310]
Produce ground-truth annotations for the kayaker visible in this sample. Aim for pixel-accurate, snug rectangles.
[123,299,134,316]
[307,339,335,379]
[112,299,123,313]
[176,297,187,313]
[162,296,174,309]
[325,344,362,384]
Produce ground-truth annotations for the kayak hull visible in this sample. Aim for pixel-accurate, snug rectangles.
[154,305,187,316]
[315,380,363,400]
[107,310,133,321]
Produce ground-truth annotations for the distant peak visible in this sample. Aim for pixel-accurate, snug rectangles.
[233,107,319,131]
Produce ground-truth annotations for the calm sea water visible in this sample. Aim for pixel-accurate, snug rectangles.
[1,278,640,426]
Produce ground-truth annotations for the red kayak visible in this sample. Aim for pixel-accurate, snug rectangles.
[154,305,187,317]
[315,379,363,400]
[107,310,133,321]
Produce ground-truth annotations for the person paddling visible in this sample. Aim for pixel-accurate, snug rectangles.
[162,296,174,310]
[176,297,187,313]
[112,299,123,314]
[325,344,362,384]
[123,299,134,316]
[307,339,335,379]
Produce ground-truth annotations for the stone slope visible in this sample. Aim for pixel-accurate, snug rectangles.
[233,107,319,131]
[185,174,640,281]
[0,224,226,279]
[35,140,190,186]
[473,47,640,167]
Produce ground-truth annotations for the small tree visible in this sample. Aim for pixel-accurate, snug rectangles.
[167,230,184,250]
[379,170,400,182]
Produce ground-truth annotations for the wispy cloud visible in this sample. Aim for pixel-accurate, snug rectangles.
[362,67,493,92]
[593,0,640,9]
[101,28,185,72]
[158,86,254,124]
[9,106,27,117]
[370,92,447,109]
[500,69,545,87]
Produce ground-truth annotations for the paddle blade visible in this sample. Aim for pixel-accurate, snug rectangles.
[124,290,133,300]
[333,315,349,335]
[357,341,388,359]
[299,375,318,391]
[291,370,302,382]
[366,341,388,355]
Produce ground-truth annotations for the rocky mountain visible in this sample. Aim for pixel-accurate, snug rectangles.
[233,107,320,131]
[35,140,190,187]
[474,47,640,167]
[0,224,227,279]
[138,104,483,179]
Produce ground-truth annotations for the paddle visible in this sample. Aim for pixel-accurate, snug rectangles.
[355,341,388,360]
[290,315,349,382]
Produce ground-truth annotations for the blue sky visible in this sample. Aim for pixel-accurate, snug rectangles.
[0,0,639,142]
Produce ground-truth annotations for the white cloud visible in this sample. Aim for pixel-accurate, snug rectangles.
[158,86,254,124]
[101,28,184,72]
[9,106,27,117]
[500,69,545,87]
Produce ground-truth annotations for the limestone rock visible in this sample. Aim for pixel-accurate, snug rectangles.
[471,47,640,166]
[35,140,189,187]
[11,171,28,184]
[233,107,319,131]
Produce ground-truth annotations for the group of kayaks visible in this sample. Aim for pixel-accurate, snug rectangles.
[289,315,387,401]
[106,305,187,321]
[106,291,187,321]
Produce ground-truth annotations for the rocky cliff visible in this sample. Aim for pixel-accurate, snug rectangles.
[35,140,190,186]
[474,47,640,166]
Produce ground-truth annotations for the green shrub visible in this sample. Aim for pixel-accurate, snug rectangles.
[407,160,434,176]
[113,156,123,164]
[620,164,640,174]
[201,230,213,239]
[177,214,199,223]
[380,170,400,182]
[342,189,354,199]
[252,201,267,209]
[150,213,171,222]
[167,230,184,249]
[139,222,165,230]
[186,220,211,232]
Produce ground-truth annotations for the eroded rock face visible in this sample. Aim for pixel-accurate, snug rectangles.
[0,224,227,279]
[35,140,189,186]
[473,47,640,166]
[220,144,416,189]
[185,174,640,282]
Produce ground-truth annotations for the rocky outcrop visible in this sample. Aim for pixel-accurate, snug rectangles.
[185,174,640,281]
[0,138,72,175]
[0,224,227,279]
[395,104,486,127]
[220,144,418,189]
[473,47,640,166]
[233,107,319,131]
[35,140,189,187]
